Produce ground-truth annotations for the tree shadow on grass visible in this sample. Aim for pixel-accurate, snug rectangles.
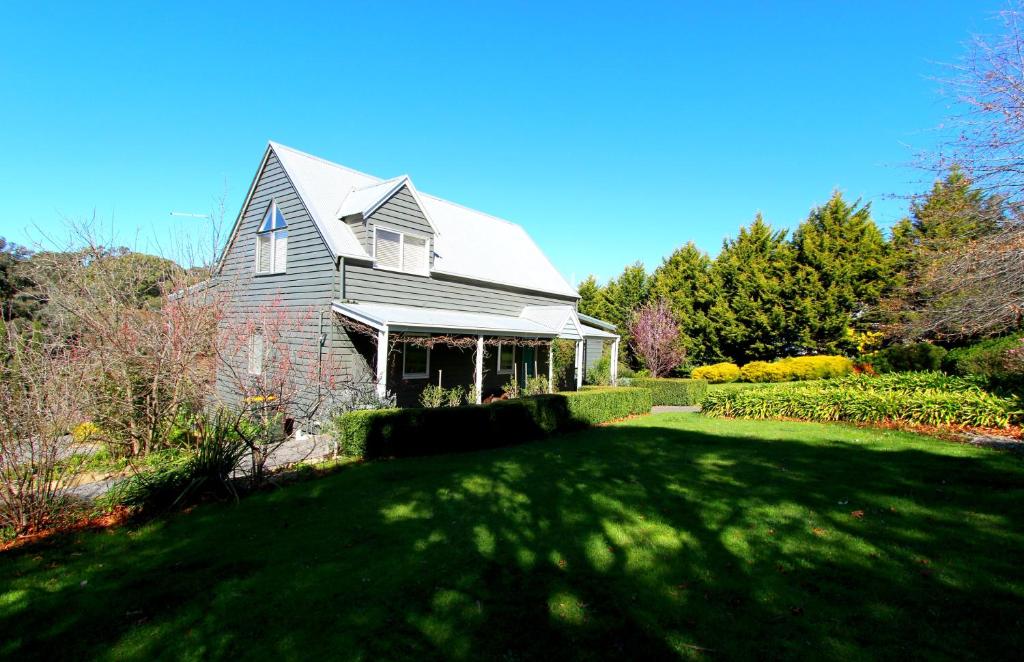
[2,417,1023,660]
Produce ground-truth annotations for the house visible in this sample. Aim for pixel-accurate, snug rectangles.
[215,142,619,414]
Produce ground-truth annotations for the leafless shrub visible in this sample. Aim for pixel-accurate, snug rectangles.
[0,326,83,535]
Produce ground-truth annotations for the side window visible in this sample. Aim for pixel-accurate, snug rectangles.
[256,201,288,274]
[248,331,264,375]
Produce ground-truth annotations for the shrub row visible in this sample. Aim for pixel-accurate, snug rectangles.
[627,378,708,405]
[942,333,1024,390]
[863,343,947,374]
[691,356,853,383]
[691,362,741,383]
[331,387,652,459]
[701,373,1018,428]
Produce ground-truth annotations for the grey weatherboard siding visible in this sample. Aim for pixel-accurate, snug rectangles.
[584,338,608,376]
[216,145,577,413]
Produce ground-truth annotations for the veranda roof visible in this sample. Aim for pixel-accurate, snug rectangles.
[332,301,576,337]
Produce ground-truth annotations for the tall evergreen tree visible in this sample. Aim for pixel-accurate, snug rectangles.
[711,214,795,363]
[790,192,892,354]
[648,242,722,363]
[576,275,606,319]
[600,262,650,369]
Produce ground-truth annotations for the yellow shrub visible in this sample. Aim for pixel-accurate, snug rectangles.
[691,362,741,383]
[72,421,101,444]
[740,356,853,382]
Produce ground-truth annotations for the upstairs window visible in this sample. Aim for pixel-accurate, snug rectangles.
[373,226,429,275]
[256,201,288,274]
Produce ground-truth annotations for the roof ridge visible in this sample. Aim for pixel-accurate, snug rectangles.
[418,191,527,231]
[269,141,383,183]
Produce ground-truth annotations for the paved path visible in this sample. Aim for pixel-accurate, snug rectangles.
[652,405,701,414]
[66,434,338,500]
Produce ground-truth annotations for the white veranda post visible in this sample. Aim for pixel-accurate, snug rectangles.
[475,335,484,404]
[376,326,389,399]
[547,342,554,393]
[575,340,583,389]
[611,337,620,385]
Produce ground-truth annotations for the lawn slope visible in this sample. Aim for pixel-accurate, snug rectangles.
[2,414,1022,660]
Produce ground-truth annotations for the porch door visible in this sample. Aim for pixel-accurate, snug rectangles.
[519,346,535,387]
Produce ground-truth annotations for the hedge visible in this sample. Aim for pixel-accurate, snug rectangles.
[331,387,652,459]
[701,373,1017,428]
[691,362,741,383]
[739,355,853,382]
[627,378,708,406]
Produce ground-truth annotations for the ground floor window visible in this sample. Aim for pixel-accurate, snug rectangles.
[403,342,430,379]
[497,342,515,374]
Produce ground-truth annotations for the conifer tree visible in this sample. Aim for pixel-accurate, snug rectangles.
[790,192,891,353]
[711,214,795,363]
[648,242,722,363]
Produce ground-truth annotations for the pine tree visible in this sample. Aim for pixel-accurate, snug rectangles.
[711,214,795,363]
[648,242,722,363]
[790,192,891,354]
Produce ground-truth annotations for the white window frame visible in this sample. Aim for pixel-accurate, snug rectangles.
[402,340,430,379]
[255,200,288,275]
[373,225,430,276]
[248,331,264,376]
[496,342,515,374]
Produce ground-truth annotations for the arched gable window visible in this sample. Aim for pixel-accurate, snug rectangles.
[256,201,288,274]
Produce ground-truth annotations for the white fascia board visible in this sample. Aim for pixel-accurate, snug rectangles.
[217,145,273,273]
[331,302,387,331]
[432,269,579,299]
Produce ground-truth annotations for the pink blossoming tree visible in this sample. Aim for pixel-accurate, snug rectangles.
[628,298,686,377]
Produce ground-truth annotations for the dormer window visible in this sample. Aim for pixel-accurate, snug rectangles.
[373,226,429,276]
[256,201,288,274]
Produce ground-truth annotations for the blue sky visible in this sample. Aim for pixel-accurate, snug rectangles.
[0,1,1006,283]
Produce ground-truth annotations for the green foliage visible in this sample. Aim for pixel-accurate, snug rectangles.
[628,378,708,406]
[942,333,1024,390]
[331,388,651,459]
[739,355,853,383]
[701,373,1018,428]
[551,338,577,390]
[419,385,467,408]
[790,193,893,354]
[691,362,741,383]
[648,242,722,363]
[523,375,549,396]
[104,410,247,510]
[585,348,612,386]
[502,377,521,399]
[711,214,796,363]
[865,343,947,373]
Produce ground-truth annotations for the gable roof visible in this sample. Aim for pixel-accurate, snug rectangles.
[261,142,578,299]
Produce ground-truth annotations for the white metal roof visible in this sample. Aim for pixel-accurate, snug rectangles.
[271,142,578,299]
[332,301,591,337]
[580,324,619,339]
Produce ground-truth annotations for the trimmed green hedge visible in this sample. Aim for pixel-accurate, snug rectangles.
[627,378,708,406]
[701,373,1018,428]
[332,387,652,459]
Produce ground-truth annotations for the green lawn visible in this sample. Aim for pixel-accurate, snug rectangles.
[3,414,1023,660]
